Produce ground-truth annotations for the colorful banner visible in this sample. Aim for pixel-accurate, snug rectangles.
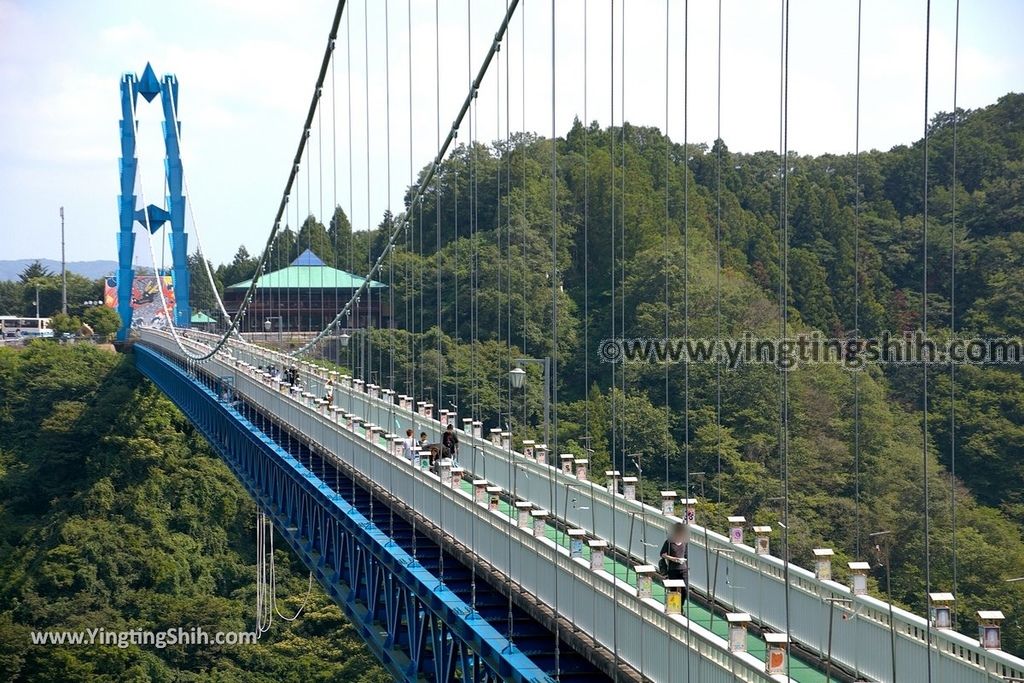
[104,275,175,328]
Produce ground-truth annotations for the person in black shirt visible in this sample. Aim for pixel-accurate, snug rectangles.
[659,522,690,601]
[441,424,459,462]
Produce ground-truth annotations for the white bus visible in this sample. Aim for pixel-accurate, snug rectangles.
[0,316,53,339]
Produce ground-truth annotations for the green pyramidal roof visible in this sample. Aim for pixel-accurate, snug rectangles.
[191,311,217,323]
[226,264,386,290]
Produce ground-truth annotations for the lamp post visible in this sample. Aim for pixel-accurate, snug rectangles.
[263,316,283,343]
[60,206,67,316]
[340,329,365,381]
[870,529,897,683]
[509,357,550,447]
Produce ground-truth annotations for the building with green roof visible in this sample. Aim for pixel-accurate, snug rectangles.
[223,249,388,333]
[190,311,217,330]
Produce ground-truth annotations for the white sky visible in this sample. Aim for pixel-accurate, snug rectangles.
[0,0,1021,267]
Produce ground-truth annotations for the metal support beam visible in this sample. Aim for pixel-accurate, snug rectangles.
[135,344,553,683]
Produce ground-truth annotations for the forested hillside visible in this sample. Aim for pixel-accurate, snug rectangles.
[0,342,387,683]
[193,92,1024,652]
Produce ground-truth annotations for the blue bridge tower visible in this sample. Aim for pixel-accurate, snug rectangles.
[117,63,191,339]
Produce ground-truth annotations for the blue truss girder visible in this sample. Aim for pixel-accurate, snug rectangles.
[134,345,553,683]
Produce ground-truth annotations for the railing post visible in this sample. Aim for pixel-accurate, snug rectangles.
[588,540,607,571]
[814,548,834,580]
[622,476,638,502]
[753,526,772,555]
[521,439,535,460]
[929,592,955,629]
[574,458,589,481]
[848,561,871,595]
[515,501,534,529]
[728,516,746,544]
[764,633,789,674]
[635,565,656,600]
[531,509,548,538]
[660,490,677,516]
[605,470,621,495]
[473,479,489,505]
[568,529,586,560]
[726,613,751,653]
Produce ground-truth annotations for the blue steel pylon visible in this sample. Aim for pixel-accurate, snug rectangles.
[116,62,191,339]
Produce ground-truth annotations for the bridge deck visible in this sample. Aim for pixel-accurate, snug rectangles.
[252,409,608,681]
[139,329,1024,683]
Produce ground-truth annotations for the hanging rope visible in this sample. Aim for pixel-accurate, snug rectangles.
[682,0,693,678]
[465,0,477,613]
[619,0,627,483]
[778,0,793,676]
[715,0,724,505]
[405,0,414,396]
[318,79,326,333]
[548,1,561,675]
[332,23,340,367]
[384,0,396,541]
[501,1,517,645]
[663,0,671,493]
[266,514,316,622]
[853,0,863,561]
[347,5,355,378]
[434,0,445,588]
[363,0,373,383]
[602,0,618,671]
[921,0,935,678]
[583,0,591,462]
[949,0,961,627]
[407,0,418,566]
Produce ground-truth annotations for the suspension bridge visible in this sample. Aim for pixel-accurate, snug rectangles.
[114,0,1023,681]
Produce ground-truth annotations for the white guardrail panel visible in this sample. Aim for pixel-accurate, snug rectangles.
[153,330,1024,683]
[139,330,786,683]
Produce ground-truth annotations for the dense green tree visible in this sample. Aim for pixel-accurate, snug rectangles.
[18,261,52,283]
[296,214,335,264]
[188,252,222,315]
[327,205,355,269]
[47,313,80,336]
[215,246,260,290]
[82,307,121,340]
[0,343,389,682]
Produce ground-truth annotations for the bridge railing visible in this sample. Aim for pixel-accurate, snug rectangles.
[161,330,1024,683]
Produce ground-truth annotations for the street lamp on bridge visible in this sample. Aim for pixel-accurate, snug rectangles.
[509,358,550,447]
[263,317,283,342]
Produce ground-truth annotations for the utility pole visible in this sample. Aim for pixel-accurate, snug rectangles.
[60,207,67,315]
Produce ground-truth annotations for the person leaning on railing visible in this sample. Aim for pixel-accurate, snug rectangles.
[659,522,690,601]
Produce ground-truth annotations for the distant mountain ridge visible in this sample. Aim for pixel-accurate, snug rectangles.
[0,259,118,282]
